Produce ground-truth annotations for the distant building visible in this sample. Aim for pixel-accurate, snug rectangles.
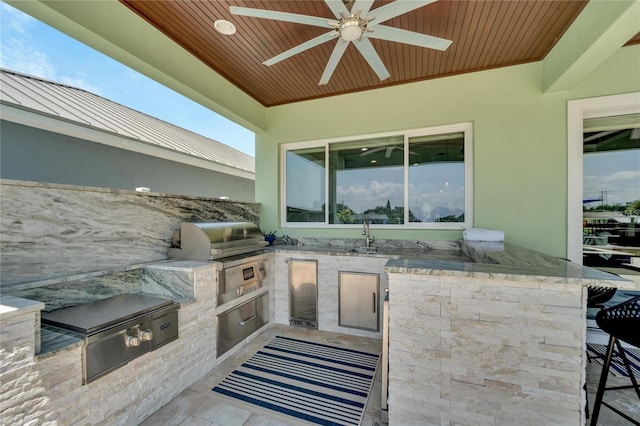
[0,69,255,201]
[583,211,638,247]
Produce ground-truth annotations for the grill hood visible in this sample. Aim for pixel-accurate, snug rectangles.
[168,222,267,261]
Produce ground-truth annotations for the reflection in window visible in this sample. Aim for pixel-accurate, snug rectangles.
[582,113,640,268]
[282,123,472,228]
[329,136,404,224]
[286,147,325,222]
[408,132,465,223]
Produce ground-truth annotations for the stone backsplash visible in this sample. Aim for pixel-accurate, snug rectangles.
[0,179,259,292]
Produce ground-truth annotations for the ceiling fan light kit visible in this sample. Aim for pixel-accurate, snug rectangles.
[338,18,366,41]
[230,0,452,85]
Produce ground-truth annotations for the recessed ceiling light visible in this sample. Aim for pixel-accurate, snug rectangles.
[371,160,377,164]
[214,20,236,35]
[361,148,368,151]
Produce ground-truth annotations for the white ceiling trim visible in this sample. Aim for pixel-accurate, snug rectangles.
[543,0,640,93]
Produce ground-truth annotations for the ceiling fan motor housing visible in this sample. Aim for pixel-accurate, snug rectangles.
[339,16,368,41]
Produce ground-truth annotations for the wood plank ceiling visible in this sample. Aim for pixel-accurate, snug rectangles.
[121,0,639,107]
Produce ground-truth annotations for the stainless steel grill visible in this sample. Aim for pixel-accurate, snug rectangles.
[168,221,267,261]
[168,221,270,356]
[41,293,179,384]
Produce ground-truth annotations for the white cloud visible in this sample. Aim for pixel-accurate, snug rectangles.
[337,180,404,211]
[584,169,640,204]
[1,4,56,79]
[1,5,104,96]
[58,74,104,96]
[1,3,34,33]
[0,37,55,78]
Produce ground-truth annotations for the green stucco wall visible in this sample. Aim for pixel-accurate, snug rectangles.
[256,45,640,258]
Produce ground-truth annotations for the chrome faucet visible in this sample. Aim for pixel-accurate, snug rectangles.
[362,219,374,247]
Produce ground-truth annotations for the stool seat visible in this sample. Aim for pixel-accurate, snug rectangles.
[596,295,639,347]
[587,286,617,309]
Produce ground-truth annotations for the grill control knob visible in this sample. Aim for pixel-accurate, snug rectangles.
[126,334,141,347]
[139,329,154,342]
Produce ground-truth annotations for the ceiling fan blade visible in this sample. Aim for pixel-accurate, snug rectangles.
[264,31,337,66]
[353,38,390,81]
[360,146,387,156]
[324,0,350,19]
[353,0,375,17]
[230,6,335,28]
[319,40,350,85]
[368,0,437,26]
[368,25,452,51]
[385,146,394,158]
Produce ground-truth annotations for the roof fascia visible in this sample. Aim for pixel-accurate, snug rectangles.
[1,103,256,181]
[6,0,266,132]
[543,0,640,93]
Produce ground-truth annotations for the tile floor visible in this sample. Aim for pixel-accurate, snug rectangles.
[141,323,638,426]
[586,348,640,425]
[140,324,385,426]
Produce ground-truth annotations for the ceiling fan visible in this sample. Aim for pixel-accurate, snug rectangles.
[360,145,416,158]
[230,0,452,85]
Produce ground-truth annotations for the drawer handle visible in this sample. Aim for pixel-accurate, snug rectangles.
[240,315,257,326]
[372,293,376,314]
[237,282,260,297]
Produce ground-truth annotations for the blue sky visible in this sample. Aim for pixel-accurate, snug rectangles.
[0,3,255,156]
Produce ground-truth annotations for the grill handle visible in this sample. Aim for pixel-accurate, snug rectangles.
[240,315,257,326]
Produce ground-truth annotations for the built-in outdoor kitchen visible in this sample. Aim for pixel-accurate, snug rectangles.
[2,179,639,425]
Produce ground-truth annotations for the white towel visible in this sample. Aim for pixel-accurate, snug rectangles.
[463,228,504,242]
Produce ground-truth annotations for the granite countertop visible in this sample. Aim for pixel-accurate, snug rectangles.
[266,240,467,262]
[270,240,634,287]
[387,241,634,287]
[0,295,45,320]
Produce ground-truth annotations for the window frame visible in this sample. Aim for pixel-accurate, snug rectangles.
[567,92,640,263]
[280,122,473,229]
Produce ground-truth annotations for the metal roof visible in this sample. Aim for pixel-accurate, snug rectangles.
[0,68,255,174]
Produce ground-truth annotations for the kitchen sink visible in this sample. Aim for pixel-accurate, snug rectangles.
[351,246,378,253]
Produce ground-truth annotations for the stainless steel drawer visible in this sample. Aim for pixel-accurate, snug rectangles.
[217,292,269,356]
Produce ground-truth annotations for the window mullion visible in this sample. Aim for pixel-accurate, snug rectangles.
[325,143,330,224]
[404,134,409,225]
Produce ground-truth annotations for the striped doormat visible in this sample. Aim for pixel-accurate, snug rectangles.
[587,343,640,378]
[212,335,380,425]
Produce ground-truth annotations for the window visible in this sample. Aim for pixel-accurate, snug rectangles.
[582,114,640,268]
[408,132,466,223]
[285,147,325,223]
[329,135,405,224]
[567,93,640,263]
[282,123,473,228]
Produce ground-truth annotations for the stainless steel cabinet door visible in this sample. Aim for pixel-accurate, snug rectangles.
[339,272,379,331]
[289,259,318,327]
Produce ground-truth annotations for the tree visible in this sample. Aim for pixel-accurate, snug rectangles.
[337,207,354,224]
[625,200,640,216]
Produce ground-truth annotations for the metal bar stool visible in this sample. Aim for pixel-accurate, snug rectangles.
[587,286,617,363]
[590,295,640,425]
[587,286,617,309]
[584,285,618,419]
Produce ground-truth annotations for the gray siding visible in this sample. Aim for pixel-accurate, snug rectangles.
[1,120,254,201]
[1,69,255,174]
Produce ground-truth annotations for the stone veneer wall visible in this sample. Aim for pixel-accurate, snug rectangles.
[387,272,586,425]
[0,179,260,291]
[0,263,215,424]
[274,251,388,339]
[1,256,275,425]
